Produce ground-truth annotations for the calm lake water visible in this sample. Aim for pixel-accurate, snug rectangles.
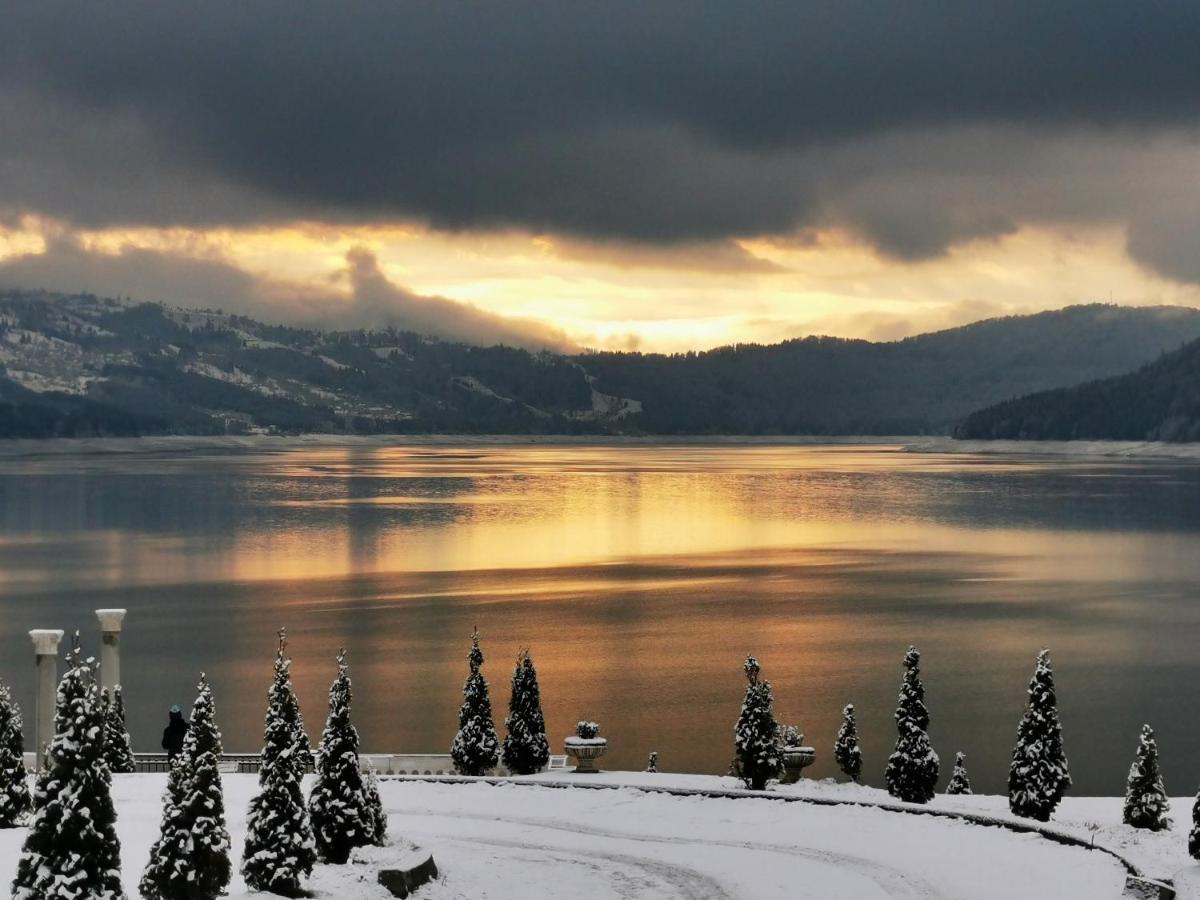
[2,439,1199,795]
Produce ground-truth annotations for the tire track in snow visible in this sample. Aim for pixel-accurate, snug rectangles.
[392,806,945,899]
[419,829,734,900]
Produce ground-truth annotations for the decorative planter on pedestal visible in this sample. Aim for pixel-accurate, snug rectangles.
[565,720,608,773]
[780,746,816,784]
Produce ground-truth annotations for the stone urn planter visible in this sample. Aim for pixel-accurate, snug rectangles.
[564,720,608,773]
[779,726,815,784]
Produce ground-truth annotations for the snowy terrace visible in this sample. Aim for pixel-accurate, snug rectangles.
[2,770,1196,899]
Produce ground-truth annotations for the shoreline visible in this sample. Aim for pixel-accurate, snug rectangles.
[1,432,1200,460]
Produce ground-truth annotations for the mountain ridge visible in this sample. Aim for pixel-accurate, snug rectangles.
[2,291,1199,438]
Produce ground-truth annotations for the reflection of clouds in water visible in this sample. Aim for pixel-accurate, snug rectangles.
[0,443,1199,795]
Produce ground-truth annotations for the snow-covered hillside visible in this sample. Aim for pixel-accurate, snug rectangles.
[0,291,623,437]
[3,771,1194,899]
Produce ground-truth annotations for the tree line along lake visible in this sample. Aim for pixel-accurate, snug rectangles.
[0,438,1198,795]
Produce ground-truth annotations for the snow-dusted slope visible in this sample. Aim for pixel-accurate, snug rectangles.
[0,772,1175,899]
[0,291,617,436]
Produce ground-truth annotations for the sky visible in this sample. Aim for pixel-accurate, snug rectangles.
[2,1,1200,352]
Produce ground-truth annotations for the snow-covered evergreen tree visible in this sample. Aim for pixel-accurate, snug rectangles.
[182,675,233,899]
[1190,792,1200,860]
[1123,724,1170,830]
[363,767,387,845]
[1008,649,1071,821]
[884,646,939,804]
[102,686,136,774]
[646,752,658,773]
[450,629,500,776]
[308,650,373,864]
[502,650,550,776]
[0,679,31,828]
[946,751,972,795]
[13,640,124,900]
[833,703,863,783]
[139,756,189,900]
[242,630,316,896]
[734,655,781,791]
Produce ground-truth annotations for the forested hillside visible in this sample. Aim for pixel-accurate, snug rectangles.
[956,337,1200,441]
[2,292,1198,438]
[580,305,1200,434]
[0,292,610,438]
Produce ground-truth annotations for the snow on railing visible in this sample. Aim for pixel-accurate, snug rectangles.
[125,751,568,776]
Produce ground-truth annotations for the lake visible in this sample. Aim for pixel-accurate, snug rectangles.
[1,438,1198,795]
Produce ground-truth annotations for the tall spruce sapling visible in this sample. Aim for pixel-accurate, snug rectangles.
[450,628,500,776]
[308,649,374,864]
[13,638,125,900]
[241,629,316,897]
[833,703,863,784]
[142,676,233,900]
[946,752,972,795]
[1191,792,1200,860]
[1008,649,1071,821]
[102,686,136,774]
[1123,724,1170,830]
[884,646,939,804]
[363,767,387,846]
[178,675,233,899]
[502,650,550,776]
[733,655,781,791]
[139,755,190,900]
[0,679,31,827]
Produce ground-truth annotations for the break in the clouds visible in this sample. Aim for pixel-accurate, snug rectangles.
[0,234,577,351]
[0,2,1199,272]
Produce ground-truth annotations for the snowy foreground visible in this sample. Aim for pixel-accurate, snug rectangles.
[2,771,1198,899]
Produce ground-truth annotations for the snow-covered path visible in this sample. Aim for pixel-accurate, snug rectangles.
[390,781,1124,899]
[0,774,1147,898]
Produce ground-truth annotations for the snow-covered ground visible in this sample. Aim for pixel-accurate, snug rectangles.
[1,771,1196,898]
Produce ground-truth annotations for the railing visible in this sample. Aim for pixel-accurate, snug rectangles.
[132,752,280,774]
[126,751,568,776]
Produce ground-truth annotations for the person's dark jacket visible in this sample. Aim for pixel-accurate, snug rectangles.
[162,709,189,761]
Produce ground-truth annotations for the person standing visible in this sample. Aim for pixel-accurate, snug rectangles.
[161,704,189,763]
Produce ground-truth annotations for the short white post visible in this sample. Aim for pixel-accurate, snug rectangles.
[95,609,127,693]
[29,629,65,771]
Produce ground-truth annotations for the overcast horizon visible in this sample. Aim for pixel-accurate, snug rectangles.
[3,2,1200,352]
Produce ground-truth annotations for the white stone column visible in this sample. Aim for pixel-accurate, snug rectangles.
[29,629,65,771]
[95,609,127,693]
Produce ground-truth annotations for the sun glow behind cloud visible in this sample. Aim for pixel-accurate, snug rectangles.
[1,216,1199,352]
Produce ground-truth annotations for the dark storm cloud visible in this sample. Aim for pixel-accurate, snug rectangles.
[2,1,1200,274]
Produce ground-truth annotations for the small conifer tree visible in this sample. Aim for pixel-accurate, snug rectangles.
[734,655,781,791]
[0,679,31,827]
[141,675,232,900]
[184,675,233,899]
[13,639,125,900]
[833,703,863,783]
[1123,724,1170,830]
[102,686,136,774]
[502,650,550,776]
[1190,792,1200,860]
[1008,649,1071,821]
[308,650,374,864]
[946,751,972,795]
[884,646,939,803]
[646,751,658,773]
[363,767,387,845]
[450,629,500,776]
[242,630,316,896]
[139,756,189,900]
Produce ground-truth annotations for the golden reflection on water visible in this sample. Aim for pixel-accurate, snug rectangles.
[2,441,1200,794]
